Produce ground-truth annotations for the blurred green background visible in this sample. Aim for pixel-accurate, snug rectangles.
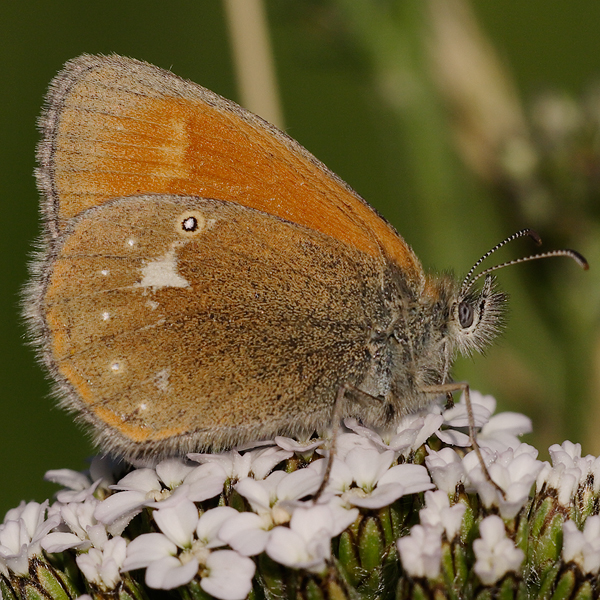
[1,0,599,519]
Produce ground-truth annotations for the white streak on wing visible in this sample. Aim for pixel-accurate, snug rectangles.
[135,247,189,289]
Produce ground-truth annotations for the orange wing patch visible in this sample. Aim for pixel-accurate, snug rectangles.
[42,55,422,284]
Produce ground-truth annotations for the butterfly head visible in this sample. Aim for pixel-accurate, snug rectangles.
[448,274,507,358]
[447,228,588,359]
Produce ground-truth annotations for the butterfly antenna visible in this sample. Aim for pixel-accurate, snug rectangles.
[466,249,588,290]
[460,229,540,294]
[460,229,588,295]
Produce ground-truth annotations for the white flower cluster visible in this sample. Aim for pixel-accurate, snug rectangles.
[537,440,600,507]
[539,441,600,575]
[1,391,597,596]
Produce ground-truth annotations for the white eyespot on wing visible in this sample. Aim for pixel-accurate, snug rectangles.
[182,216,199,232]
[135,247,189,290]
[176,210,208,238]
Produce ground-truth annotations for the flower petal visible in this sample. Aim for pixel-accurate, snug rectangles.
[122,533,177,571]
[145,555,199,590]
[201,550,256,600]
[153,500,199,549]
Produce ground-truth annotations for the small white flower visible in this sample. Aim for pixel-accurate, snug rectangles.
[122,498,201,587]
[189,446,292,481]
[344,411,443,455]
[450,391,495,425]
[266,504,358,574]
[425,447,466,493]
[436,392,531,453]
[548,442,596,484]
[220,468,322,556]
[425,448,467,494]
[122,499,254,598]
[44,470,101,504]
[397,524,442,579]
[324,432,379,461]
[45,456,123,504]
[536,461,579,507]
[123,532,183,574]
[249,446,293,479]
[94,466,170,526]
[156,458,198,488]
[464,444,543,519]
[43,497,112,552]
[189,450,254,479]
[200,550,256,600]
[537,441,598,506]
[590,456,600,495]
[76,536,126,591]
[354,409,445,455]
[344,448,395,491]
[473,515,524,585]
[319,447,433,509]
[349,462,434,509]
[553,440,584,462]
[169,462,230,505]
[0,501,61,577]
[234,472,283,514]
[419,490,466,541]
[236,468,321,518]
[437,392,493,447]
[145,553,199,590]
[562,516,600,574]
[95,459,225,526]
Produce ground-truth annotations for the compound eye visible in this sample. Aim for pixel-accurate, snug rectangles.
[458,300,474,328]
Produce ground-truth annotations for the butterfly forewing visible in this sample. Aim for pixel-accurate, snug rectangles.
[37,54,422,281]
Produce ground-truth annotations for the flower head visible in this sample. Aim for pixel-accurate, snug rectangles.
[562,515,600,574]
[122,497,255,598]
[266,503,358,574]
[473,515,524,584]
[0,501,60,577]
[397,524,442,579]
[76,536,126,591]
